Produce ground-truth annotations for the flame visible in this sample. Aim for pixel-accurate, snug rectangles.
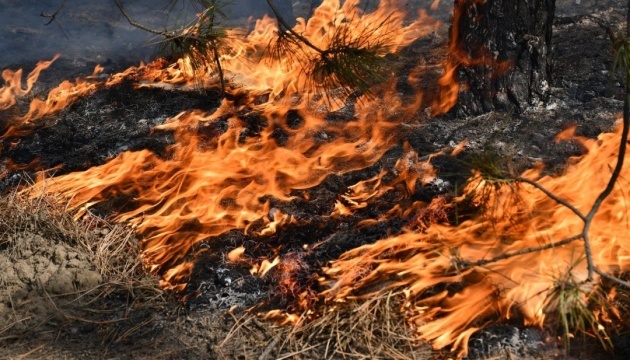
[26,0,442,287]
[431,0,512,116]
[332,170,389,216]
[0,55,60,111]
[251,257,280,277]
[7,0,595,355]
[138,0,439,103]
[332,143,440,217]
[323,123,630,354]
[227,246,246,262]
[1,58,141,141]
[31,91,404,282]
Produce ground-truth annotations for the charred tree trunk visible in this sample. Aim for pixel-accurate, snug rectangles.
[453,0,556,115]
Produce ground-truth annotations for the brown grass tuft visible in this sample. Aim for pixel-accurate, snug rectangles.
[216,292,432,359]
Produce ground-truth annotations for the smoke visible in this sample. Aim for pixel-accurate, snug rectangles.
[0,0,295,68]
[0,0,177,67]
[0,0,451,69]
[1,0,613,69]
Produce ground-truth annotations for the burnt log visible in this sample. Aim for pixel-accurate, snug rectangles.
[452,0,556,115]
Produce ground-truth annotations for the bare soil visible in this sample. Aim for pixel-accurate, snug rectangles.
[1,1,630,359]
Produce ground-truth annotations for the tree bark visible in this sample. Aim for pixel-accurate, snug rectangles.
[452,0,556,115]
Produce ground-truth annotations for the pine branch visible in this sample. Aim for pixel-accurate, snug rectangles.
[459,234,584,268]
[265,0,324,54]
[265,0,392,98]
[114,0,229,93]
[516,177,586,221]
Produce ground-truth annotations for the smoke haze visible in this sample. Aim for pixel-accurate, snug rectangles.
[0,0,286,68]
[0,1,604,70]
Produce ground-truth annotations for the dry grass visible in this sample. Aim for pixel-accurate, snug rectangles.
[3,187,164,301]
[0,189,169,359]
[216,292,433,360]
[1,190,619,359]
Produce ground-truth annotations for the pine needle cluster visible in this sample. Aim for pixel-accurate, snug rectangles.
[116,0,398,98]
[265,0,396,99]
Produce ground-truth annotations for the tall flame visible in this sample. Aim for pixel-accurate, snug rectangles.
[139,0,438,102]
[1,55,60,111]
[1,57,141,141]
[22,0,444,291]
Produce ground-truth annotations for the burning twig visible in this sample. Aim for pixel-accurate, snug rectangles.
[460,234,584,268]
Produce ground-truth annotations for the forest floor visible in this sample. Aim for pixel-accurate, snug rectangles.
[1,1,630,359]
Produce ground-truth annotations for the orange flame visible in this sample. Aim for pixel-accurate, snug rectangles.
[0,55,60,111]
[138,0,439,104]
[2,59,141,141]
[431,0,512,116]
[6,1,626,356]
[323,123,630,355]
[27,0,441,287]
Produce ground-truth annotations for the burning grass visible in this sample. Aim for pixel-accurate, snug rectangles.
[2,0,630,358]
[217,292,433,360]
[323,126,630,356]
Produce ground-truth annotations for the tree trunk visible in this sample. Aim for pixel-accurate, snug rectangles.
[452,0,556,115]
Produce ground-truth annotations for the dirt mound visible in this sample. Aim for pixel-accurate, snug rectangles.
[0,194,102,328]
[0,194,200,359]
[0,228,102,317]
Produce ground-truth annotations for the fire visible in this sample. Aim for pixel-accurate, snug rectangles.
[29,90,404,289]
[332,143,439,217]
[5,0,625,357]
[1,55,59,111]
[431,0,512,116]
[1,56,141,142]
[323,123,630,354]
[138,0,439,103]
[23,0,441,291]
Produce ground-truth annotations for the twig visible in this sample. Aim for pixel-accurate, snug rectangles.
[595,267,630,288]
[460,234,584,268]
[258,337,281,360]
[41,0,71,39]
[114,0,168,36]
[516,177,586,221]
[114,0,227,93]
[16,344,47,360]
[582,0,630,285]
[40,0,66,26]
[265,0,324,55]
[208,0,226,94]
